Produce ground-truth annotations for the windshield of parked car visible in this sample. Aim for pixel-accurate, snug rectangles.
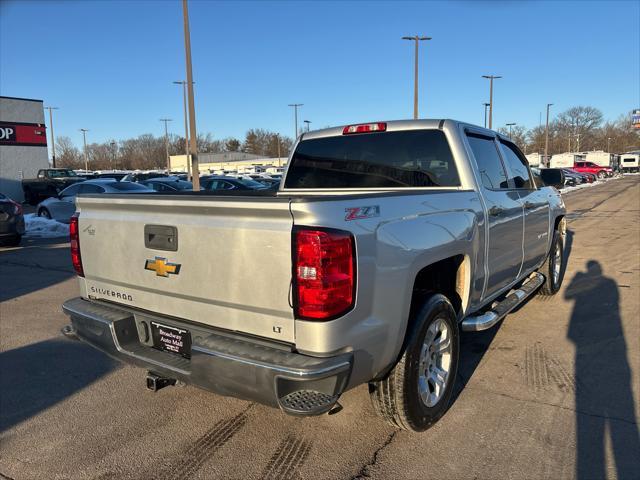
[284,129,460,189]
[49,169,77,178]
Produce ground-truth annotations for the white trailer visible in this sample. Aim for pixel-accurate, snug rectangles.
[549,153,584,168]
[620,154,640,172]
[581,151,615,168]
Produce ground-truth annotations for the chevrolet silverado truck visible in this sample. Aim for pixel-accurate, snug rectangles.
[62,120,566,432]
[22,168,84,205]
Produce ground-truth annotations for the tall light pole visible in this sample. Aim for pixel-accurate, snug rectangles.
[79,129,89,172]
[182,0,199,190]
[110,141,117,169]
[288,103,303,139]
[160,118,173,172]
[607,137,612,152]
[544,103,553,166]
[482,75,502,129]
[575,133,581,152]
[402,35,431,119]
[173,80,191,178]
[506,122,516,138]
[483,103,490,128]
[44,106,59,167]
[303,120,311,132]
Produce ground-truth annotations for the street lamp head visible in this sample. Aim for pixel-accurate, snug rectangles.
[419,37,432,41]
[506,122,516,126]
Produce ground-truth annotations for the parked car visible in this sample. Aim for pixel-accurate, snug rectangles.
[21,168,84,205]
[63,119,566,432]
[561,169,585,186]
[37,180,151,223]
[139,177,194,192]
[0,193,25,246]
[200,175,268,191]
[573,161,612,179]
[534,168,575,188]
[574,170,596,183]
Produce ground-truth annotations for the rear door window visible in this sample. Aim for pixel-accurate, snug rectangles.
[466,134,509,190]
[284,130,460,189]
[499,140,534,189]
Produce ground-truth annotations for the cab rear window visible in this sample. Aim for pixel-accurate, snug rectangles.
[284,130,460,189]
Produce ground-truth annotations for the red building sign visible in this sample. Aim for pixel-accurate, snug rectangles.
[0,121,47,146]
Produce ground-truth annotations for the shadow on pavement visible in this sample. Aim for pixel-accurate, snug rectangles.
[453,228,575,402]
[0,338,118,432]
[0,239,73,302]
[565,260,640,479]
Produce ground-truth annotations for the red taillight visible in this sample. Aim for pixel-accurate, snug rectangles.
[342,122,387,135]
[293,228,355,320]
[70,213,84,277]
[10,199,22,216]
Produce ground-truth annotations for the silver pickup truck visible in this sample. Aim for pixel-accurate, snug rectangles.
[62,120,566,432]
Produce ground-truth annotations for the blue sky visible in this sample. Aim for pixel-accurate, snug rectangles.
[1,0,638,146]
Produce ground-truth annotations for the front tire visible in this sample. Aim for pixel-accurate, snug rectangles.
[38,208,51,219]
[597,171,606,180]
[539,230,564,295]
[369,294,460,432]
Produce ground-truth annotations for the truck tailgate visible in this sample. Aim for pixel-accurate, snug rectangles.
[75,195,295,343]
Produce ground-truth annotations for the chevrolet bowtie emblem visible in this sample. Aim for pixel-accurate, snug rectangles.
[144,257,181,277]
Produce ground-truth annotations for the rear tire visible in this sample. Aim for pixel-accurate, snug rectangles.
[539,230,564,296]
[369,294,459,432]
[38,208,51,219]
[597,171,606,180]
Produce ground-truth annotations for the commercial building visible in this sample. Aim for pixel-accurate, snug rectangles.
[0,96,49,201]
[169,151,288,174]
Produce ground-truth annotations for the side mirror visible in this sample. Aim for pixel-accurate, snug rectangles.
[539,168,564,188]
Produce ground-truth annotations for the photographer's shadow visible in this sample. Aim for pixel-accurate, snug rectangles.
[566,260,640,479]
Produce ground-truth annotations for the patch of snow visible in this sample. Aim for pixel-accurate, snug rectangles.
[560,175,623,195]
[24,214,70,238]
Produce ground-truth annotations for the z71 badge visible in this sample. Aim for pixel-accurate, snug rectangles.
[345,205,380,221]
[145,257,181,277]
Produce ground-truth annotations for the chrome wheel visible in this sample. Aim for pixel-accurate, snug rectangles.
[418,317,452,407]
[39,208,51,219]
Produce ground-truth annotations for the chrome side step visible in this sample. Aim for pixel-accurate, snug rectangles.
[461,273,545,332]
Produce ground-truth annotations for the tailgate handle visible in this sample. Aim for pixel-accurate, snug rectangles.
[144,225,178,251]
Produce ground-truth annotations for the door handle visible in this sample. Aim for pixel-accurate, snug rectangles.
[488,206,503,217]
[524,201,536,210]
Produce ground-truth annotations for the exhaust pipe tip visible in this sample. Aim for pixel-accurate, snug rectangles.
[146,371,176,392]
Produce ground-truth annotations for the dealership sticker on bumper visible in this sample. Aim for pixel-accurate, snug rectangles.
[150,322,192,359]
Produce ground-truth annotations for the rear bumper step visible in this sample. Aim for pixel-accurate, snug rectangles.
[461,273,545,332]
[62,297,352,415]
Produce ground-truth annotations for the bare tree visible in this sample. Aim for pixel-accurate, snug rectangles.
[55,136,82,168]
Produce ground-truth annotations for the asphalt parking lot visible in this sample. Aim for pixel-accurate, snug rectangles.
[1,176,639,480]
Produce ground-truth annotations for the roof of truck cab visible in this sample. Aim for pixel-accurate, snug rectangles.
[299,119,504,141]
